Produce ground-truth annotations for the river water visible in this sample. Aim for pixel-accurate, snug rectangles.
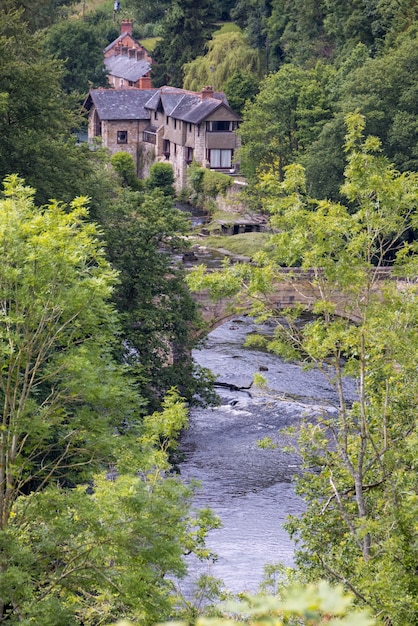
[178,315,357,596]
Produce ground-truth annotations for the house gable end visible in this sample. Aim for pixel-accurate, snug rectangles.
[202,103,241,123]
[104,32,143,54]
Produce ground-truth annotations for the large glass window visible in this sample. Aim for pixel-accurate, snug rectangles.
[206,121,237,132]
[209,149,232,168]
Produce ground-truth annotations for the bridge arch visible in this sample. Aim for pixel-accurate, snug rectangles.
[193,282,359,335]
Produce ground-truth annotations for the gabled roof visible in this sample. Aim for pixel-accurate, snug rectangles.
[105,55,151,82]
[171,95,226,123]
[84,87,241,124]
[104,32,138,54]
[84,89,155,120]
[144,87,240,123]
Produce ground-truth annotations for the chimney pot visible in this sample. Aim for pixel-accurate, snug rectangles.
[201,85,214,99]
[120,19,133,36]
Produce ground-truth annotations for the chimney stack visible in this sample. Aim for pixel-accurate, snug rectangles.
[201,85,214,99]
[139,76,152,89]
[120,19,133,36]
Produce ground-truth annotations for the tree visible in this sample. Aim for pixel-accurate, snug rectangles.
[230,0,271,60]
[0,175,219,624]
[114,580,378,626]
[187,114,418,625]
[182,29,262,93]
[129,0,171,35]
[0,174,122,525]
[238,63,332,184]
[152,0,217,87]
[0,0,77,31]
[100,188,214,410]
[111,152,144,191]
[0,9,90,204]
[43,18,109,96]
[224,70,259,117]
[266,0,331,68]
[337,30,418,174]
[146,162,175,197]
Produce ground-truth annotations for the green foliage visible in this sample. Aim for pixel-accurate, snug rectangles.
[187,115,418,625]
[236,5,418,200]
[113,580,377,625]
[266,0,330,68]
[152,0,217,87]
[111,152,143,190]
[0,9,90,204]
[252,372,267,388]
[2,0,77,31]
[238,64,332,185]
[187,163,233,209]
[337,30,418,174]
[146,161,175,196]
[100,187,214,409]
[182,30,262,92]
[0,176,220,622]
[230,0,271,55]
[3,387,220,624]
[224,70,259,116]
[0,175,122,523]
[43,17,109,96]
[128,0,171,35]
[201,170,233,198]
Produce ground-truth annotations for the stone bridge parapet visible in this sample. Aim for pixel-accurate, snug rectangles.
[192,267,413,332]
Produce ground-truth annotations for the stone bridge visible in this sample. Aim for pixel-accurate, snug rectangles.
[191,267,408,333]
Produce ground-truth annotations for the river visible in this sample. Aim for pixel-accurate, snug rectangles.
[178,315,357,597]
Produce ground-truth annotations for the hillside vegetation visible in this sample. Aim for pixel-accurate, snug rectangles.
[0,1,417,625]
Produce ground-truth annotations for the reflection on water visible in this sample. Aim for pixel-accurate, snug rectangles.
[179,316,356,594]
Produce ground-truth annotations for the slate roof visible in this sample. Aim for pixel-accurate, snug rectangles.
[84,87,240,124]
[84,89,155,120]
[105,55,151,82]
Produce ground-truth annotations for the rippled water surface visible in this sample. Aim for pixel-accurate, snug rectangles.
[179,317,356,595]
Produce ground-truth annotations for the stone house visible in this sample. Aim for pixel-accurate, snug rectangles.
[83,85,241,190]
[104,20,152,89]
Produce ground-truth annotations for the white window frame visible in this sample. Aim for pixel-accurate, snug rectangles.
[209,149,232,168]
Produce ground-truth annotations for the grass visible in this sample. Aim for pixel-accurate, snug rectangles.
[199,232,271,259]
[139,37,161,52]
[213,23,241,35]
[210,209,243,222]
[73,0,113,17]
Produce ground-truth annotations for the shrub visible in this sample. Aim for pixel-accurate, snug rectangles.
[110,152,143,190]
[201,169,232,197]
[146,162,175,196]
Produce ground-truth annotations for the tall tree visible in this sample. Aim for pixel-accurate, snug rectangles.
[238,63,332,183]
[44,18,109,96]
[99,186,213,410]
[231,0,271,56]
[182,29,262,93]
[338,29,418,174]
[0,175,219,624]
[187,114,418,625]
[266,0,330,68]
[0,0,76,31]
[0,9,88,204]
[152,0,216,87]
[224,70,260,116]
[0,174,121,530]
